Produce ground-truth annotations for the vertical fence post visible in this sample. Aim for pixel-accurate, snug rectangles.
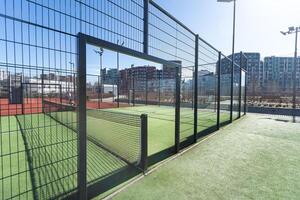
[158,71,161,106]
[21,83,24,115]
[244,56,248,115]
[193,35,199,142]
[117,53,120,108]
[143,0,149,55]
[217,52,221,129]
[41,70,44,113]
[140,114,148,173]
[78,33,87,200]
[238,52,242,118]
[59,84,62,104]
[230,55,234,122]
[132,69,135,106]
[175,65,181,153]
[145,67,148,105]
[98,75,100,109]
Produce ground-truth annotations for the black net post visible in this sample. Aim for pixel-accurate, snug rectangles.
[140,114,148,173]
[175,65,181,153]
[78,33,87,200]
[193,35,199,143]
[217,52,221,129]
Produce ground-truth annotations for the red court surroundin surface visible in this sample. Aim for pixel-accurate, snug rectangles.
[0,98,130,116]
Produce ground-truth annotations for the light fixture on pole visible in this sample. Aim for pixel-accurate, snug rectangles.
[281,26,300,123]
[218,0,236,122]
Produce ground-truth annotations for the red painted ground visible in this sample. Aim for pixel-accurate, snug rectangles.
[0,98,130,116]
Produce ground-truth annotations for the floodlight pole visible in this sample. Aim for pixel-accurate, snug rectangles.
[292,28,298,123]
[230,0,236,122]
[281,26,299,123]
[218,0,236,122]
[94,48,104,107]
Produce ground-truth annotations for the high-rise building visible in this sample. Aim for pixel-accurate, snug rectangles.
[224,52,262,95]
[263,56,300,94]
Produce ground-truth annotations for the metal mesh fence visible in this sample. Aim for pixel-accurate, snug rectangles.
[197,39,219,134]
[233,63,241,120]
[19,80,76,200]
[220,55,232,125]
[0,0,247,199]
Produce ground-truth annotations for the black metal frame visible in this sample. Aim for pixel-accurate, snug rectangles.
[244,56,248,115]
[78,34,87,200]
[140,114,148,172]
[78,32,181,198]
[217,52,221,129]
[193,35,199,143]
[238,52,243,118]
[175,65,181,153]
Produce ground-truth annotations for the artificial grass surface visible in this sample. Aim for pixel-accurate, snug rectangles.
[112,114,300,200]
[0,116,33,199]
[106,105,228,155]
[0,105,231,199]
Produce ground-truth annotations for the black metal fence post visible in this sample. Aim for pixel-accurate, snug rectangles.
[140,114,148,173]
[145,67,148,105]
[193,35,199,142]
[238,52,242,118]
[133,70,135,106]
[41,70,44,113]
[158,71,161,106]
[117,53,120,108]
[175,65,181,153]
[244,57,248,115]
[98,75,100,109]
[59,84,62,104]
[230,56,234,122]
[143,0,149,55]
[21,83,24,115]
[217,52,221,129]
[78,33,87,200]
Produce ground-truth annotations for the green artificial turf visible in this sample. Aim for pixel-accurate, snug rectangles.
[112,114,300,200]
[105,105,228,155]
[0,105,233,199]
[0,116,33,199]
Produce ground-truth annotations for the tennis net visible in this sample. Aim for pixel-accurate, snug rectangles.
[42,100,147,169]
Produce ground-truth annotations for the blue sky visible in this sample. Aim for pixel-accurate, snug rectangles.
[1,0,299,78]
[154,0,300,58]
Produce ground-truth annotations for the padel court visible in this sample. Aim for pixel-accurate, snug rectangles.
[1,103,229,199]
[0,1,247,198]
